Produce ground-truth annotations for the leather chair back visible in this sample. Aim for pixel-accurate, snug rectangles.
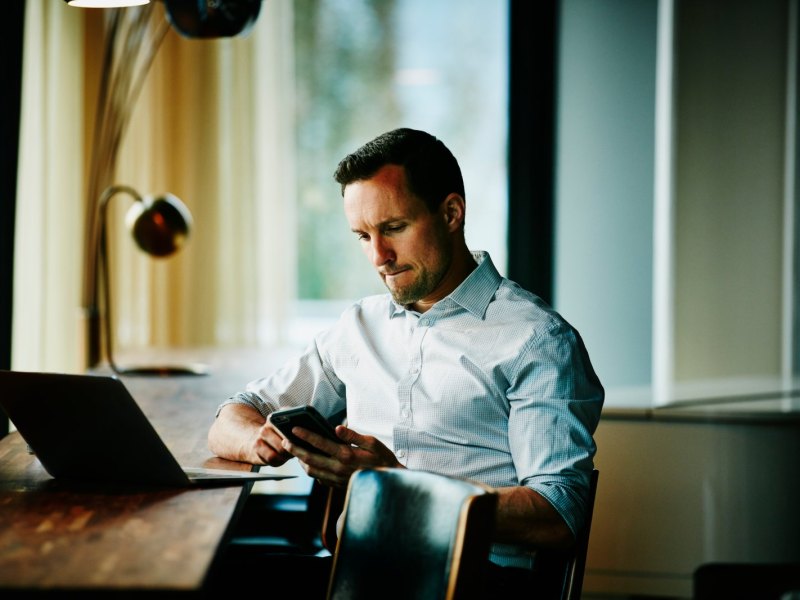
[327,468,497,600]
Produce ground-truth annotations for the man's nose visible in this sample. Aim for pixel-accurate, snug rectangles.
[370,236,395,266]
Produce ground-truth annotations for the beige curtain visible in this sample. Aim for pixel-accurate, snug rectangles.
[13,1,85,373]
[13,0,295,372]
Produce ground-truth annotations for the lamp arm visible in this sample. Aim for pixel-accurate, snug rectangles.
[81,9,126,370]
[98,185,142,374]
[102,15,171,200]
[81,5,167,370]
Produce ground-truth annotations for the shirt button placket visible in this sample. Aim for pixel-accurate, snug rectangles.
[394,317,427,462]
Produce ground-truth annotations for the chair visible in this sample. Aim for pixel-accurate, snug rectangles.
[226,476,332,555]
[206,478,337,596]
[326,467,498,600]
[533,468,600,600]
[320,484,346,552]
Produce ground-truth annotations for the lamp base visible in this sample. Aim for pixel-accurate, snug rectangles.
[115,363,209,377]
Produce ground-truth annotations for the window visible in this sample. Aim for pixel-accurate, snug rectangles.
[290,0,509,336]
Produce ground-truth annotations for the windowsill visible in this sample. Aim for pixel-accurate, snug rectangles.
[602,395,800,425]
[603,375,800,423]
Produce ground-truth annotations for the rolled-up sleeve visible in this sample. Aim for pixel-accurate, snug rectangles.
[507,323,604,536]
[215,338,348,421]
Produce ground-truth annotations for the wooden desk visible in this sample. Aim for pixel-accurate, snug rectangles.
[0,347,299,594]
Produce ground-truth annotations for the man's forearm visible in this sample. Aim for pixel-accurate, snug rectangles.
[207,403,267,464]
[493,486,575,550]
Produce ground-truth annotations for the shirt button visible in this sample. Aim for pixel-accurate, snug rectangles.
[400,409,409,418]
[410,367,419,374]
[396,449,406,458]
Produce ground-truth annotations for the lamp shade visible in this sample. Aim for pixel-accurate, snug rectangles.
[64,0,149,6]
[125,193,192,257]
[164,0,262,38]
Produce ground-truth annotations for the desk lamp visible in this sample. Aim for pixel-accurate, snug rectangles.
[68,0,262,371]
[97,185,207,376]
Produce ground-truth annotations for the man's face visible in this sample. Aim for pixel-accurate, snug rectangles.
[343,164,453,309]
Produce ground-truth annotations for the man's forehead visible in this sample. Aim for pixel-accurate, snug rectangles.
[343,172,427,222]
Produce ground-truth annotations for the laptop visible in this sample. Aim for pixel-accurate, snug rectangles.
[0,370,294,488]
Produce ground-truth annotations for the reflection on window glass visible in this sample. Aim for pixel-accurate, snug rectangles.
[294,0,508,307]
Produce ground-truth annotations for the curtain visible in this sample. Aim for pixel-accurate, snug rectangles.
[13,1,84,372]
[13,0,296,373]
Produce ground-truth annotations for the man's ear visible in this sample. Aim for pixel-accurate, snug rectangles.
[442,193,466,231]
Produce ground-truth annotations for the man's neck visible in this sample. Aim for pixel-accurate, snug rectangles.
[409,246,477,313]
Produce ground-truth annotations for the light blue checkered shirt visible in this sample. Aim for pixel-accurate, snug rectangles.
[219,251,604,568]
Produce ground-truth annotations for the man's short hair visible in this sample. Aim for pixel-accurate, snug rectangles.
[333,128,465,212]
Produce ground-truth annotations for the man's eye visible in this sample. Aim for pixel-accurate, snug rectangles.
[356,233,369,241]
[385,224,405,234]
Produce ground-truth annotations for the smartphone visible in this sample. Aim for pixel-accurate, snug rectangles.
[268,405,341,456]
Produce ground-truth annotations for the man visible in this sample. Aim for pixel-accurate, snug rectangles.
[208,128,603,592]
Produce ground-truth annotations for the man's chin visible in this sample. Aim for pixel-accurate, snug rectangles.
[388,287,414,306]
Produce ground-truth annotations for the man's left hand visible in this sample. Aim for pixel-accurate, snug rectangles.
[281,424,403,488]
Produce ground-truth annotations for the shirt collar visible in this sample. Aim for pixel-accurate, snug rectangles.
[388,251,502,320]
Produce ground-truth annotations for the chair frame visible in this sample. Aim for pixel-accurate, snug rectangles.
[534,468,600,600]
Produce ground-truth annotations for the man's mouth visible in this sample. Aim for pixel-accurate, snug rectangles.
[381,267,409,280]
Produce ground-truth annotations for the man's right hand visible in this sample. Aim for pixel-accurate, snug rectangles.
[208,403,293,466]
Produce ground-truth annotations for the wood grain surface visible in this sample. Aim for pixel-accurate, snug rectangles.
[0,346,300,593]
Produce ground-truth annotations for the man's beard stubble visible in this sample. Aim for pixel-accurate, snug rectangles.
[383,243,452,306]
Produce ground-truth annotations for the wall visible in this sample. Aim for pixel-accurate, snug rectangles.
[674,0,788,385]
[585,410,800,598]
